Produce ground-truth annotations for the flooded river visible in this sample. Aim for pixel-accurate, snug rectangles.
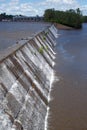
[49,23,87,130]
[0,22,50,51]
[0,22,87,130]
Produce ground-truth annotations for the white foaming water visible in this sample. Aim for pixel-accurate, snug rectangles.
[50,25,58,38]
[44,61,60,130]
[38,26,57,125]
[45,107,50,130]
[48,71,55,102]
[44,68,55,130]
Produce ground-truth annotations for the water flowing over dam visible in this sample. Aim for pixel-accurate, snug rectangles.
[0,25,58,130]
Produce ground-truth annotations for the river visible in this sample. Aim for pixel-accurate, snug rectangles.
[49,23,87,130]
[0,22,50,51]
[0,22,87,130]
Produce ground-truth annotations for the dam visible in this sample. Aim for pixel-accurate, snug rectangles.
[0,25,58,130]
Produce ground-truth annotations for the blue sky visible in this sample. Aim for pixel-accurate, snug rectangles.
[0,0,87,16]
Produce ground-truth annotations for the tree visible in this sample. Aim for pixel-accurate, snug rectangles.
[44,8,82,29]
[44,9,55,22]
[0,13,13,21]
[82,16,87,23]
[76,8,81,15]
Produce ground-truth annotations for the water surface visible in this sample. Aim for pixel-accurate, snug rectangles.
[49,23,87,130]
[0,22,50,51]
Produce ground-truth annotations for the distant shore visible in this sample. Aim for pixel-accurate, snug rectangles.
[54,23,73,30]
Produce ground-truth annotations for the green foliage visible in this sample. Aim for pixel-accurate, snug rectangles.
[45,31,49,36]
[44,9,55,22]
[82,16,87,23]
[44,8,82,29]
[45,45,48,51]
[0,13,13,21]
[43,36,46,41]
[39,46,44,54]
[39,45,49,54]
[43,31,49,41]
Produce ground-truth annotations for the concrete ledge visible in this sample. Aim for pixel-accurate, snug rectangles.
[0,26,51,63]
[0,40,28,63]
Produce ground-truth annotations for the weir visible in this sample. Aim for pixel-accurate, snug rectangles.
[0,25,58,130]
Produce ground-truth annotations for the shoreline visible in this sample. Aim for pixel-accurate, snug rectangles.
[54,23,73,30]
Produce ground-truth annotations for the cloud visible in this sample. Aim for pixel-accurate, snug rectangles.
[46,0,77,5]
[63,0,76,4]
[37,0,79,13]
[0,0,87,16]
[0,0,38,15]
[46,0,61,3]
[80,5,87,15]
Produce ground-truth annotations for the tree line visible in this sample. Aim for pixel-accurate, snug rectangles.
[44,8,83,29]
[0,13,13,21]
[0,11,87,26]
[82,16,87,23]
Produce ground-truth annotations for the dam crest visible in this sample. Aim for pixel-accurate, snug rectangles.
[0,25,58,130]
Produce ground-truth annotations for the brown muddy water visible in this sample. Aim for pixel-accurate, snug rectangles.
[0,22,50,51]
[0,22,87,130]
[49,23,87,130]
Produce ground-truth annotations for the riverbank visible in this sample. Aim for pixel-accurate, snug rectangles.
[54,23,73,30]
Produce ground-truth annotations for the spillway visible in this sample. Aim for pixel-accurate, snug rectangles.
[0,25,58,130]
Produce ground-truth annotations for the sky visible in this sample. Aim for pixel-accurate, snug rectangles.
[0,0,87,16]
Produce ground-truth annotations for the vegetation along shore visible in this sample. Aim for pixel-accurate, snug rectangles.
[0,8,87,29]
[44,8,86,29]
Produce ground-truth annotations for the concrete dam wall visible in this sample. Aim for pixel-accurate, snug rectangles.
[0,25,58,130]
